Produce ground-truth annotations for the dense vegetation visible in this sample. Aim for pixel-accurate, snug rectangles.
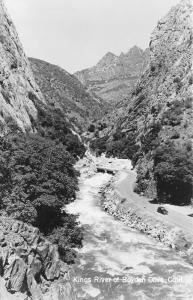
[0,100,87,263]
[154,141,193,205]
[32,101,86,159]
[0,133,83,263]
[90,127,139,159]
[106,132,139,159]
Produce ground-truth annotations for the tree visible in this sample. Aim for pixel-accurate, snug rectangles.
[88,124,95,132]
[48,214,83,264]
[35,103,86,159]
[154,141,193,205]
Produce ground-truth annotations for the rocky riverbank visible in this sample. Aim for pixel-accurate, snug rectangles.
[0,217,77,300]
[100,172,193,264]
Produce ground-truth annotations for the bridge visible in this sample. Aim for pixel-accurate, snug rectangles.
[96,167,117,175]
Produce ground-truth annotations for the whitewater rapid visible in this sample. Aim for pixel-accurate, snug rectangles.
[66,156,193,300]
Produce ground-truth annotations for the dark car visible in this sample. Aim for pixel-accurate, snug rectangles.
[157,206,168,215]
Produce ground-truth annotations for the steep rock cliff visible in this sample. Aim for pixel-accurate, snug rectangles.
[75,46,149,105]
[113,0,193,198]
[0,0,44,133]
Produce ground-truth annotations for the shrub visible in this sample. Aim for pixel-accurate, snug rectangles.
[10,60,17,70]
[88,123,95,132]
[185,96,193,109]
[174,76,183,90]
[5,116,20,132]
[141,122,161,153]
[48,214,83,264]
[170,131,180,139]
[185,140,192,152]
[188,75,193,85]
[28,91,38,104]
[90,136,108,156]
[64,133,85,158]
[173,76,181,83]
[98,122,107,131]
[151,65,156,72]
[94,130,99,138]
[161,100,183,126]
[112,129,123,141]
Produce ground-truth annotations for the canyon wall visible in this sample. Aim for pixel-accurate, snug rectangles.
[0,0,44,133]
[95,0,193,201]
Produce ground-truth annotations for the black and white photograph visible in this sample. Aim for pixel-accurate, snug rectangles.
[0,0,193,299]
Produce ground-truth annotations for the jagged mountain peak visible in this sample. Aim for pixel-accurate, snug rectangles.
[97,51,118,67]
[119,45,148,66]
[125,45,144,56]
[101,51,117,59]
[74,46,149,104]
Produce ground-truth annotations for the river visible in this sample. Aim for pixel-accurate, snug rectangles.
[66,154,193,300]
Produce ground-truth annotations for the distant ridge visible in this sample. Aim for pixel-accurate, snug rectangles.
[74,46,149,105]
[30,57,107,131]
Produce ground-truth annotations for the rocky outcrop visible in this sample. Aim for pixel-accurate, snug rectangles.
[0,217,76,300]
[0,0,44,134]
[75,46,149,105]
[29,58,107,131]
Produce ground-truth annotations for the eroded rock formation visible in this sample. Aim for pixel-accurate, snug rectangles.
[0,217,76,300]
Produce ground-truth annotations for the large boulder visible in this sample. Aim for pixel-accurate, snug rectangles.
[5,256,27,292]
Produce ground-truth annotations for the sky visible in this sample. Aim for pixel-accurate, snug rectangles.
[5,0,180,73]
